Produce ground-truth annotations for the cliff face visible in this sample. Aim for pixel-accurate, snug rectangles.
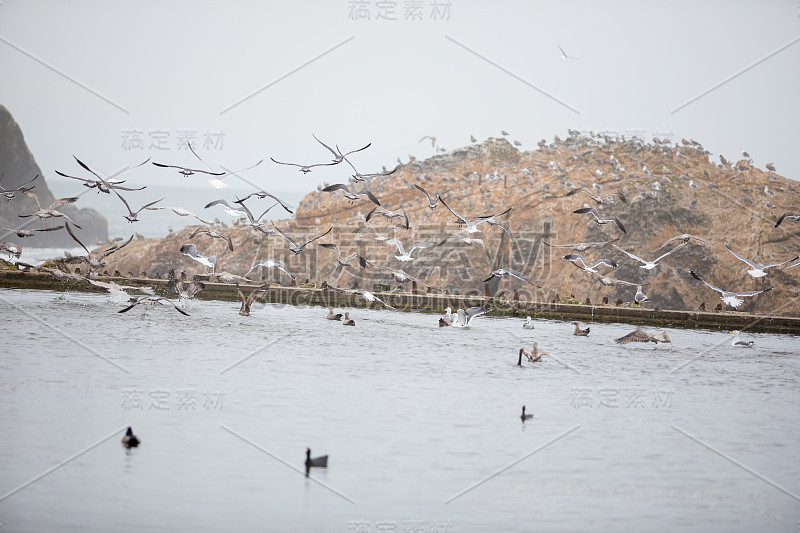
[0,105,107,247]
[98,135,800,315]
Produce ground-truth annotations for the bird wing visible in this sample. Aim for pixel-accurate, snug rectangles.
[565,187,598,202]
[564,254,589,270]
[688,270,724,294]
[301,226,333,248]
[506,268,538,286]
[725,244,758,269]
[413,184,433,203]
[572,207,599,219]
[732,287,773,298]
[322,183,351,194]
[615,329,651,344]
[49,197,79,210]
[386,238,406,255]
[318,243,342,258]
[611,244,646,265]
[99,234,134,260]
[64,222,91,256]
[762,256,799,269]
[408,242,433,255]
[361,189,381,205]
[653,242,687,262]
[311,133,340,160]
[437,196,468,225]
[269,224,298,247]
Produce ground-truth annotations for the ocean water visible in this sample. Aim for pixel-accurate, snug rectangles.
[0,288,799,532]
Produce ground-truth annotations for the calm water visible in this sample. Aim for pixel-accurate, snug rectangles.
[1,288,799,532]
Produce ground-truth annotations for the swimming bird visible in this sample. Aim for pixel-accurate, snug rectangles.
[565,187,626,204]
[436,234,492,261]
[558,44,579,60]
[365,205,410,229]
[179,244,217,272]
[451,302,492,328]
[271,224,332,255]
[329,287,395,309]
[438,307,456,327]
[725,244,797,278]
[688,270,772,309]
[484,268,541,287]
[519,341,548,362]
[611,242,687,270]
[563,254,618,274]
[615,329,671,345]
[342,312,355,326]
[210,271,251,284]
[412,184,448,210]
[0,173,38,201]
[18,190,82,228]
[439,197,512,234]
[318,243,369,269]
[651,234,716,252]
[321,184,380,205]
[235,282,268,316]
[188,226,234,251]
[774,212,800,228]
[153,143,226,177]
[305,448,328,476]
[386,238,432,262]
[520,406,534,421]
[730,330,754,347]
[244,259,296,281]
[572,207,626,233]
[523,316,535,329]
[544,238,619,253]
[572,322,590,336]
[118,296,190,316]
[121,426,140,448]
[326,308,343,321]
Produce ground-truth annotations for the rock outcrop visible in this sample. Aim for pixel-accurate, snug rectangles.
[95,134,800,315]
[0,105,107,247]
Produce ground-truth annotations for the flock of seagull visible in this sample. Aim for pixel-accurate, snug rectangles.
[2,135,797,350]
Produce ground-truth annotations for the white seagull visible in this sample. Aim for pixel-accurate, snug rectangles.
[730,330,755,347]
[180,244,217,272]
[688,270,772,309]
[611,242,687,270]
[386,238,432,262]
[572,207,626,233]
[725,244,797,278]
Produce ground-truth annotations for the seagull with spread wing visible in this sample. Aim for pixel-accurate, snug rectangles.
[611,242,687,270]
[572,207,626,233]
[651,234,716,252]
[18,190,81,228]
[318,243,369,269]
[438,197,512,234]
[321,184,380,206]
[271,224,332,255]
[484,268,540,287]
[152,143,225,177]
[386,238,432,262]
[244,259,296,281]
[188,226,234,251]
[563,254,618,274]
[436,234,492,261]
[180,244,217,272]
[565,187,626,204]
[544,238,619,253]
[725,244,797,278]
[688,270,773,309]
[0,173,38,201]
[118,296,190,316]
[328,286,395,309]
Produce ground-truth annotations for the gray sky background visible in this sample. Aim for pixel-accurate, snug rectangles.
[2,1,798,224]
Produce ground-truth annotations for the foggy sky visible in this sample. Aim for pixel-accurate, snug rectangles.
[2,1,798,221]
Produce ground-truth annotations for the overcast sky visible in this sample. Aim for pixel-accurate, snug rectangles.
[2,1,798,218]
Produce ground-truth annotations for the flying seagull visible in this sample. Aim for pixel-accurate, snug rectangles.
[112,191,164,223]
[312,134,371,164]
[688,270,772,309]
[352,222,404,242]
[341,152,395,182]
[118,296,190,316]
[365,206,410,229]
[318,243,369,269]
[233,191,294,214]
[329,286,395,309]
[152,143,225,177]
[244,259,296,280]
[563,254,618,274]
[572,207,626,233]
[64,229,133,274]
[0,173,38,201]
[146,205,214,225]
[484,268,540,287]
[544,238,619,252]
[204,199,249,218]
[18,190,81,227]
[451,302,492,328]
[615,329,671,345]
[386,238,432,262]
[651,234,716,252]
[412,184,448,210]
[439,196,512,234]
[58,157,150,194]
[188,226,234,252]
[271,224,332,255]
[611,242,687,270]
[180,243,217,272]
[368,263,440,291]
[775,212,800,228]
[236,282,268,316]
[565,187,626,204]
[321,184,380,206]
[0,225,63,238]
[725,244,797,278]
[437,234,492,261]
